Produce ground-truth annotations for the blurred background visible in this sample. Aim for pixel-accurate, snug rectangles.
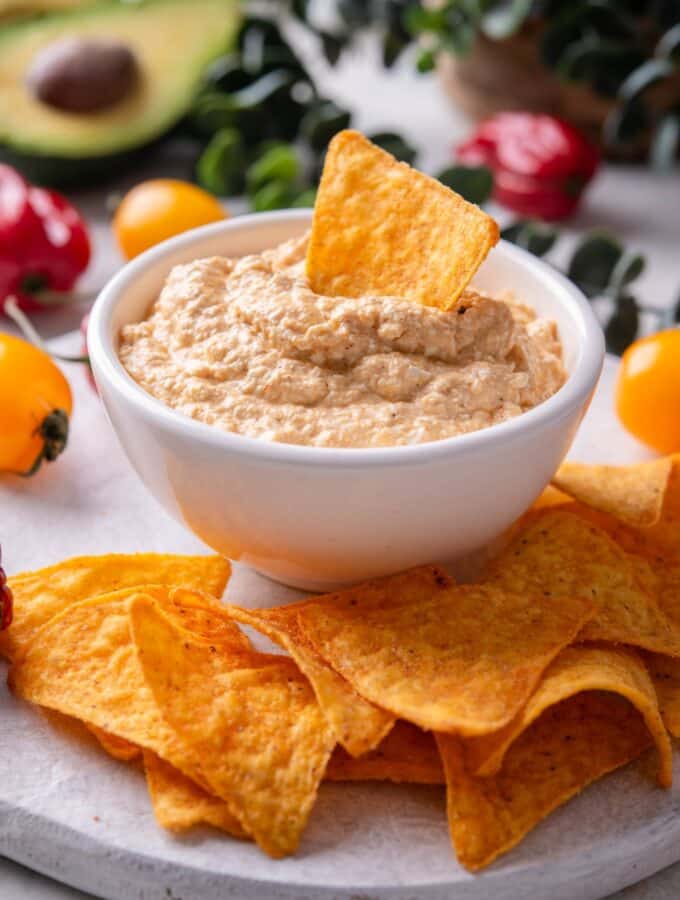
[1,0,679,357]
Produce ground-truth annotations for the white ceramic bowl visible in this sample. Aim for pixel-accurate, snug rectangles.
[89,209,604,591]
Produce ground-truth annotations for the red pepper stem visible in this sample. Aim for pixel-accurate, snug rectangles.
[3,295,90,364]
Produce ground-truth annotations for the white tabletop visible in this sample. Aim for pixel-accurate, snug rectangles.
[2,27,680,900]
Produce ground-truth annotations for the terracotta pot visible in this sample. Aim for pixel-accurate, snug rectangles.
[438,28,680,160]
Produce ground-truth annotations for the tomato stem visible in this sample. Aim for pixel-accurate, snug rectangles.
[3,296,90,364]
[4,409,70,478]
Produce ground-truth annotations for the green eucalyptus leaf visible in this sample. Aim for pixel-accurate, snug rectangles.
[481,0,533,40]
[338,0,372,28]
[300,100,351,151]
[320,31,346,66]
[656,23,680,61]
[383,27,409,67]
[603,97,650,148]
[541,4,596,70]
[435,165,493,204]
[610,252,645,292]
[568,233,623,297]
[368,131,418,164]
[618,58,676,103]
[195,128,245,196]
[405,6,448,35]
[541,1,636,72]
[291,187,317,208]
[525,224,558,257]
[500,220,530,243]
[605,295,640,355]
[416,48,437,72]
[650,110,680,169]
[204,53,251,93]
[501,220,558,256]
[237,18,288,53]
[189,92,240,137]
[250,179,296,212]
[557,37,645,95]
[441,16,476,55]
[246,143,299,194]
[291,0,311,22]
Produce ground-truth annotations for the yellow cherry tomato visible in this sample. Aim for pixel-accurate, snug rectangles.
[616,329,680,454]
[113,179,227,260]
[0,333,72,475]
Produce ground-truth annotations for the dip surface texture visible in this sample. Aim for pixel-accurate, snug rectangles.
[118,236,566,448]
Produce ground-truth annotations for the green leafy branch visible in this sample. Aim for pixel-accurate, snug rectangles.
[503,221,680,355]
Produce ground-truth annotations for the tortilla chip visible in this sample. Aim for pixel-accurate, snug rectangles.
[130,596,336,858]
[642,651,680,737]
[437,691,653,872]
[159,587,251,651]
[306,130,499,310]
[325,721,444,785]
[225,602,395,756]
[531,485,571,511]
[2,553,231,660]
[297,575,594,736]
[486,509,680,657]
[143,751,247,838]
[586,456,680,564]
[8,588,243,791]
[227,567,449,753]
[9,592,198,781]
[87,725,141,762]
[552,458,673,527]
[465,644,671,787]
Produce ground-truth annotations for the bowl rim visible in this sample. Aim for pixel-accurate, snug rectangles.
[88,208,604,469]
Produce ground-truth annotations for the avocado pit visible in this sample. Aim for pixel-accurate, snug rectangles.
[27,37,139,114]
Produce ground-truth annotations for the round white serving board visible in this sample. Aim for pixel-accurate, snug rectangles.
[2,346,676,900]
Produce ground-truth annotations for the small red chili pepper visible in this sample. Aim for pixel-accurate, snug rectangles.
[0,546,13,631]
[0,164,91,312]
[457,113,600,221]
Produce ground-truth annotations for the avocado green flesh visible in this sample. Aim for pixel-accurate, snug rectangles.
[0,0,239,160]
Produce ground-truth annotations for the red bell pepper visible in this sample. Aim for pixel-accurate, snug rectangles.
[0,164,91,312]
[0,546,13,631]
[457,113,599,221]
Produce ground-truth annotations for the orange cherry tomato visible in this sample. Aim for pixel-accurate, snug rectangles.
[0,332,72,475]
[113,179,227,260]
[616,329,680,454]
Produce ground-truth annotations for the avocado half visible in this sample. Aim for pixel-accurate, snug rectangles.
[0,0,240,186]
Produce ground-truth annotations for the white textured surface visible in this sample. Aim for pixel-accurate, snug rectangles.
[4,353,680,900]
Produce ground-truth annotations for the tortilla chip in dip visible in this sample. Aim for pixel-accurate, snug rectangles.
[307,130,499,310]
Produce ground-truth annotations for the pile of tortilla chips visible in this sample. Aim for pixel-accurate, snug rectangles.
[4,455,680,871]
